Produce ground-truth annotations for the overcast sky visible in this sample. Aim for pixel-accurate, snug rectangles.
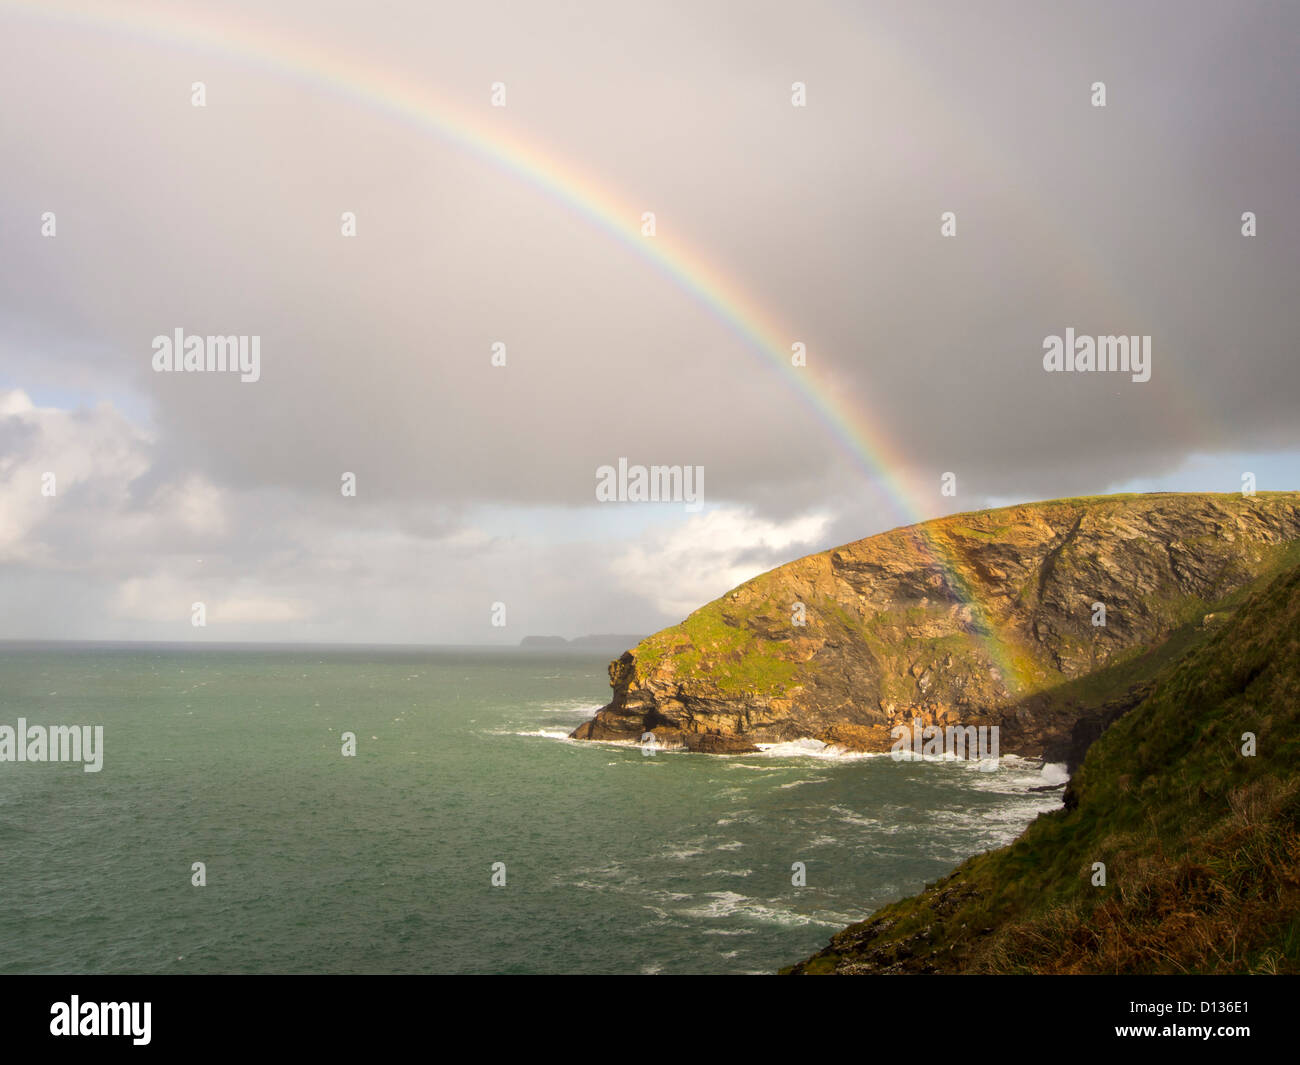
[1,0,1296,643]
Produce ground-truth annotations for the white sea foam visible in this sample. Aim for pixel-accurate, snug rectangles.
[680,891,749,918]
[963,757,1070,796]
[497,728,575,741]
[643,889,693,903]
[752,738,889,761]
[828,805,879,828]
[776,776,829,790]
[678,891,853,928]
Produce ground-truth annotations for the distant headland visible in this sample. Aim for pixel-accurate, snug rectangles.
[519,634,646,651]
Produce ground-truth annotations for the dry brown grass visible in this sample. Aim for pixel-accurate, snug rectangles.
[974,778,1300,974]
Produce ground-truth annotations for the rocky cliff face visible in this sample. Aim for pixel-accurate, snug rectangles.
[571,493,1300,757]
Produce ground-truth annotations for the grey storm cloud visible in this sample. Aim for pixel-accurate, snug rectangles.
[0,0,1297,641]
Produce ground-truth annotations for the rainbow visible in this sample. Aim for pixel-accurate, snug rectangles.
[5,0,1036,687]
[5,0,925,509]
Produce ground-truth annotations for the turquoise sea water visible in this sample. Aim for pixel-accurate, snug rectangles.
[0,644,1064,974]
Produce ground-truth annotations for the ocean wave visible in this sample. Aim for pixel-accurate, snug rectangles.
[753,738,889,761]
[491,728,576,741]
[828,805,879,828]
[678,891,855,928]
[663,848,706,860]
[962,759,1070,794]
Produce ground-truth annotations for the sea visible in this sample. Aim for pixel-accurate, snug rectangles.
[0,643,1066,975]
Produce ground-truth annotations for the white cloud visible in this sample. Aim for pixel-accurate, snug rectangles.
[0,389,152,562]
[612,506,834,619]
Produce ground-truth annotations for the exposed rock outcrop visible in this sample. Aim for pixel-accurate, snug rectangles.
[572,493,1300,757]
